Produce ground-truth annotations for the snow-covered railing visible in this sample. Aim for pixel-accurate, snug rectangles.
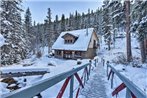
[2,59,98,98]
[1,67,50,78]
[107,63,146,98]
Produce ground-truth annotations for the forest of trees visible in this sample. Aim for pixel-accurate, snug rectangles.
[102,0,147,63]
[0,0,146,65]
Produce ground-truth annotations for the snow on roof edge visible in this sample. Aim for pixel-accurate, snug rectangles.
[52,28,94,51]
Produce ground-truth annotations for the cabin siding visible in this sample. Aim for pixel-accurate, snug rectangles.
[85,48,97,59]
[89,32,98,48]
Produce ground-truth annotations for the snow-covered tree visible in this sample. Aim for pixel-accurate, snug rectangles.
[131,1,147,63]
[24,7,34,52]
[53,15,59,41]
[102,0,112,50]
[1,0,27,65]
[108,0,125,43]
[74,10,80,30]
[46,8,52,53]
[87,9,91,27]
[61,14,65,32]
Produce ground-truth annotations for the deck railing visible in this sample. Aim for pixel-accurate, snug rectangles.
[107,63,146,98]
[2,58,98,98]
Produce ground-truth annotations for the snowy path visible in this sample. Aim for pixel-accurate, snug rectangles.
[80,62,108,98]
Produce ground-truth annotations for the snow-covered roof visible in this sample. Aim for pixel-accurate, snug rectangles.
[52,28,94,51]
[62,32,79,38]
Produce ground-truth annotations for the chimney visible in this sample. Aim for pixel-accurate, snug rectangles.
[86,28,88,36]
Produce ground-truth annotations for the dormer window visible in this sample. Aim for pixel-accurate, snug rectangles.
[62,33,79,44]
[65,39,73,44]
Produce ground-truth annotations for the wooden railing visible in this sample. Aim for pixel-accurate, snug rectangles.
[106,63,146,98]
[2,58,98,98]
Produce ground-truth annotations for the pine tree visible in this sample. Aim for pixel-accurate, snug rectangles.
[54,15,59,41]
[102,0,112,50]
[81,12,85,29]
[131,1,147,63]
[1,0,27,65]
[46,8,52,53]
[108,0,125,47]
[68,13,74,30]
[61,14,65,32]
[87,9,91,27]
[24,7,34,52]
[74,10,80,30]
[44,19,48,46]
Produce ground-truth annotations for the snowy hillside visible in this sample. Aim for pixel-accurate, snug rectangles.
[99,35,147,97]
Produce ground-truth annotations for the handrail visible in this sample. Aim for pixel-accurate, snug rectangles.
[2,62,91,98]
[107,64,146,98]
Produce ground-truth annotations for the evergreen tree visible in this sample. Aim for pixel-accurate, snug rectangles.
[0,0,27,65]
[81,12,85,29]
[46,8,52,53]
[44,19,48,46]
[108,0,125,47]
[87,9,91,27]
[24,7,34,52]
[102,0,112,50]
[61,14,65,32]
[131,1,147,63]
[53,15,59,41]
[68,13,74,30]
[74,10,80,30]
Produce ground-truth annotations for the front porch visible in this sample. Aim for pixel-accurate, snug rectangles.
[54,50,82,59]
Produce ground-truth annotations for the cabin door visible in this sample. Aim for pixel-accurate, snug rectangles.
[63,51,72,59]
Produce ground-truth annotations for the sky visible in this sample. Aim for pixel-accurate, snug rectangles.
[22,0,103,24]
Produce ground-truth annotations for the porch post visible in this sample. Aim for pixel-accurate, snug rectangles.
[61,51,64,58]
[72,51,75,58]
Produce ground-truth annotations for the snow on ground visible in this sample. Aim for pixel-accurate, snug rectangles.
[0,35,146,98]
[99,35,147,97]
[0,47,91,97]
[79,61,108,98]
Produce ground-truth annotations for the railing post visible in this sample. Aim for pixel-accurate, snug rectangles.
[103,59,105,66]
[106,61,109,77]
[69,75,74,98]
[88,63,91,76]
[126,88,132,98]
[84,70,86,85]
[94,59,96,67]
[86,67,89,80]
[111,72,114,89]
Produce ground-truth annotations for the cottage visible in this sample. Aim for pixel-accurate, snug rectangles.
[52,28,99,59]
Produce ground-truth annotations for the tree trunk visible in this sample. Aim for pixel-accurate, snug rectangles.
[108,40,111,51]
[125,0,132,62]
[140,41,146,63]
[145,39,147,56]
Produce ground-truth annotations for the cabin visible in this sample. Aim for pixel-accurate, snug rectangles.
[52,28,99,59]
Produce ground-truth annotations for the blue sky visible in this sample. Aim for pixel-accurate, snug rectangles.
[22,0,103,23]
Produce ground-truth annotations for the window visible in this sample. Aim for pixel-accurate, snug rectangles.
[56,50,61,55]
[93,40,97,48]
[75,51,81,56]
[64,39,73,44]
